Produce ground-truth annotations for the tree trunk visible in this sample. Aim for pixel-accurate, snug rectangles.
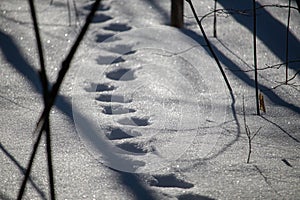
[171,0,184,28]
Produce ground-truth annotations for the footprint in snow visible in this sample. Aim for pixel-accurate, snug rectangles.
[104,23,131,32]
[96,55,125,64]
[116,142,148,155]
[85,83,115,92]
[96,50,135,64]
[91,13,112,23]
[116,139,159,156]
[105,128,141,140]
[95,34,115,43]
[106,68,136,81]
[118,116,151,127]
[95,94,132,103]
[83,3,110,11]
[106,44,136,55]
[149,174,194,189]
[102,105,136,115]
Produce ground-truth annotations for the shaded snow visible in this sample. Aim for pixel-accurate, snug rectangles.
[0,0,299,199]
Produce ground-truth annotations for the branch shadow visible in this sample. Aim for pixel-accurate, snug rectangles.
[0,30,73,119]
[260,116,300,143]
[0,28,157,199]
[181,26,299,168]
[181,27,300,115]
[0,141,47,200]
[217,0,300,71]
[213,40,300,115]
[0,31,42,91]
[180,90,242,169]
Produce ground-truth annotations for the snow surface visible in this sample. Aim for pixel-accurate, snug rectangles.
[0,0,299,199]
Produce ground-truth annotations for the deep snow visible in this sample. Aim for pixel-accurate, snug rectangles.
[0,0,299,199]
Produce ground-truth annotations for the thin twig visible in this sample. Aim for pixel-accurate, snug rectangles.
[185,0,232,93]
[273,81,300,90]
[17,125,44,200]
[251,127,262,140]
[18,0,55,199]
[286,69,300,82]
[33,0,101,140]
[213,0,217,38]
[185,4,299,22]
[285,0,291,84]
[45,123,55,199]
[242,96,261,164]
[17,0,101,199]
[27,0,48,98]
[28,0,55,197]
[67,0,71,26]
[72,0,80,26]
[253,0,260,115]
[229,60,300,73]
[256,4,299,11]
[266,60,300,69]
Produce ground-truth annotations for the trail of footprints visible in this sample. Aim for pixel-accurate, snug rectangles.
[85,2,196,194]
[89,65,195,191]
[92,64,153,154]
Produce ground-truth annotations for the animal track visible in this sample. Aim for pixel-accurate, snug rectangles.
[95,94,132,103]
[91,13,112,23]
[102,105,136,115]
[116,142,148,155]
[118,117,150,126]
[96,55,125,65]
[107,44,134,54]
[177,193,215,200]
[105,128,141,140]
[106,68,135,81]
[104,23,131,32]
[83,3,110,11]
[96,34,114,43]
[85,83,115,92]
[149,174,194,189]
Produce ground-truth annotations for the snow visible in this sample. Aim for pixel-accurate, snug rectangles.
[0,0,299,199]
[72,25,230,174]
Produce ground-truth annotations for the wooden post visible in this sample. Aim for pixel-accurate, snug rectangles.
[171,0,184,28]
